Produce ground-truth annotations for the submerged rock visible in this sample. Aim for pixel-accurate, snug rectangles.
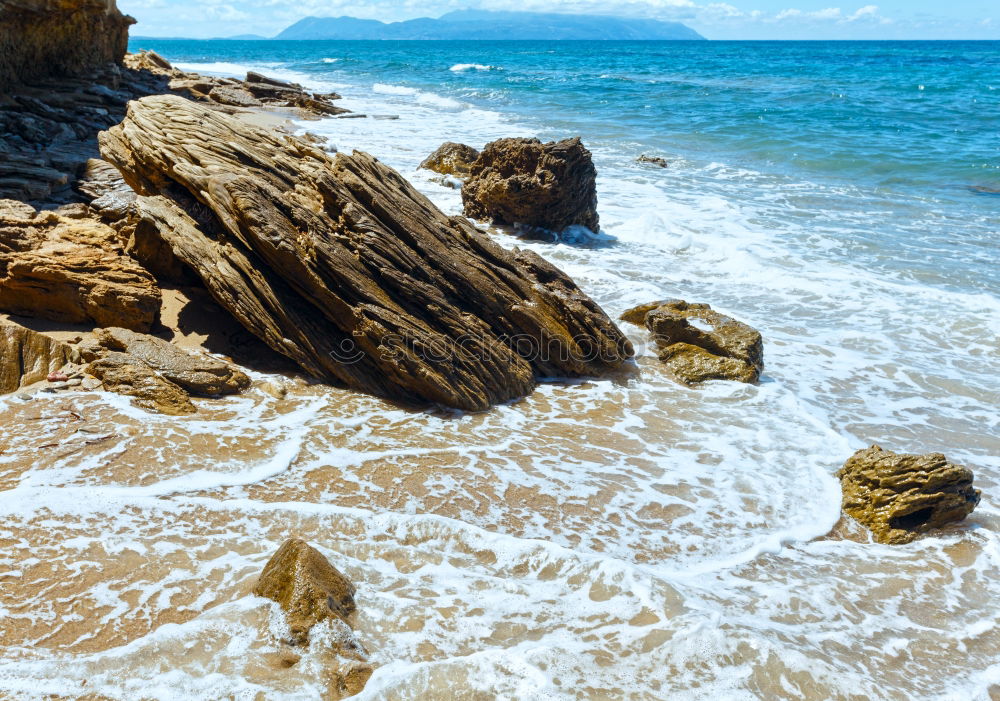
[87,351,196,415]
[254,538,357,646]
[622,299,763,384]
[462,136,599,235]
[99,96,632,410]
[95,327,250,396]
[0,322,76,394]
[0,199,160,331]
[420,142,480,177]
[838,445,981,544]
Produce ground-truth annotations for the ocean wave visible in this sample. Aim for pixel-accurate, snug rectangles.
[320,57,340,64]
[372,82,465,110]
[372,82,419,96]
[450,63,497,72]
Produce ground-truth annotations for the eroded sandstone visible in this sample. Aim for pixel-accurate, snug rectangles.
[838,445,981,544]
[622,299,763,384]
[0,0,132,93]
[462,136,600,235]
[420,142,480,177]
[0,322,76,393]
[87,351,196,415]
[0,200,161,330]
[254,538,357,645]
[95,327,251,396]
[99,95,632,410]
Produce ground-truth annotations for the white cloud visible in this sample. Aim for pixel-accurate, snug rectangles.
[770,5,885,24]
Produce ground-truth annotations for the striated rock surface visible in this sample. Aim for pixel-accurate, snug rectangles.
[0,322,76,393]
[124,51,350,120]
[420,142,480,177]
[0,200,161,330]
[87,351,196,415]
[95,327,251,396]
[622,299,763,384]
[462,136,599,235]
[838,445,981,544]
[99,95,632,410]
[0,0,133,92]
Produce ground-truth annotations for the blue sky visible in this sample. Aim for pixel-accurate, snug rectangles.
[119,0,1000,40]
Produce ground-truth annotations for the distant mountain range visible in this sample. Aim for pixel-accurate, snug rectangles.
[272,10,705,41]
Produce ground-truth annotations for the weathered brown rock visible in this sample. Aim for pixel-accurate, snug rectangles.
[87,351,196,415]
[420,142,480,177]
[99,95,632,410]
[462,136,599,235]
[254,538,356,645]
[0,200,161,330]
[0,0,133,93]
[838,445,981,544]
[95,327,250,396]
[0,322,76,393]
[622,299,763,384]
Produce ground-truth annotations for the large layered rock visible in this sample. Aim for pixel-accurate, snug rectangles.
[461,137,600,235]
[0,0,133,92]
[0,322,76,393]
[254,539,373,696]
[95,327,251,396]
[621,300,763,384]
[420,142,480,177]
[99,95,632,411]
[838,445,981,544]
[0,200,161,330]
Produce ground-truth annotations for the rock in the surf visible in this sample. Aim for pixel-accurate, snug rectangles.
[837,445,981,545]
[637,154,668,168]
[461,136,600,235]
[95,327,250,396]
[621,299,763,384]
[0,322,77,394]
[0,200,160,331]
[420,142,480,177]
[87,351,196,415]
[254,538,358,645]
[99,95,632,410]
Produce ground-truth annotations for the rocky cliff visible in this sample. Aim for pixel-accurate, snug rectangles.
[0,0,132,92]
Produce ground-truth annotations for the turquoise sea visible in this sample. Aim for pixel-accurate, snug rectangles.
[42,38,990,698]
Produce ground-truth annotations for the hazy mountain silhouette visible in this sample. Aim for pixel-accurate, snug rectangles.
[275,10,706,41]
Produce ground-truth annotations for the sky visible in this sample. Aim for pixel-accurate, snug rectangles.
[119,0,1000,40]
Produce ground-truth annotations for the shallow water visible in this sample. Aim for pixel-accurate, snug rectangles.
[0,40,997,699]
